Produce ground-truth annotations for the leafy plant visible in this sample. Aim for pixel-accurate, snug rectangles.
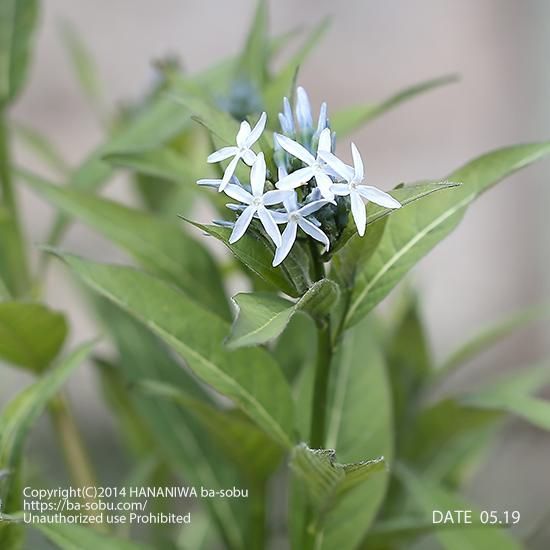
[1,1,549,549]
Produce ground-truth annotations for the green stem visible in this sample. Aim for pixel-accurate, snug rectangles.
[50,394,106,531]
[248,481,267,550]
[0,113,30,296]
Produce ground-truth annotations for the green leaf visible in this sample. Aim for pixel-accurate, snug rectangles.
[385,291,432,433]
[140,380,283,482]
[345,142,550,328]
[0,340,94,546]
[45,90,194,247]
[332,181,459,260]
[60,21,104,115]
[91,301,247,550]
[36,523,151,550]
[330,74,458,136]
[459,365,550,431]
[0,302,68,372]
[401,399,501,485]
[316,316,394,549]
[226,279,339,349]
[14,123,69,176]
[52,252,295,448]
[274,312,317,383]
[103,147,197,185]
[0,0,38,105]
[437,304,550,375]
[188,221,311,298]
[0,276,10,300]
[236,0,269,88]
[20,169,230,320]
[263,18,331,122]
[394,463,523,550]
[290,444,384,520]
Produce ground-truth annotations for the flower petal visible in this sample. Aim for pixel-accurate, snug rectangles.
[276,166,314,190]
[197,179,222,188]
[351,143,364,180]
[245,112,267,147]
[221,155,241,189]
[263,189,291,206]
[223,183,253,204]
[236,121,251,148]
[283,97,294,129]
[274,133,315,165]
[318,150,354,181]
[357,185,402,209]
[258,206,282,247]
[283,191,299,212]
[317,127,332,154]
[317,102,328,133]
[298,218,330,251]
[207,146,239,163]
[242,149,257,166]
[350,191,367,236]
[296,86,313,130]
[315,171,335,201]
[298,199,330,217]
[273,221,297,266]
[330,183,351,196]
[270,210,289,224]
[229,205,255,243]
[250,152,266,196]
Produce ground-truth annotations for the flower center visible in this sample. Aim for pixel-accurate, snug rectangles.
[289,211,300,222]
[252,196,263,207]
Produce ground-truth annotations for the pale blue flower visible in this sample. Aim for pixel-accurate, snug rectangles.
[207,112,267,191]
[319,144,401,236]
[271,191,330,267]
[223,153,288,246]
[274,128,336,200]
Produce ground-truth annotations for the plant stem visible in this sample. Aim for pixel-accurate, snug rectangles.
[50,394,106,531]
[0,113,30,296]
[248,481,267,550]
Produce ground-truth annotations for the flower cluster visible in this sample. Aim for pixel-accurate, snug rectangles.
[197,87,401,266]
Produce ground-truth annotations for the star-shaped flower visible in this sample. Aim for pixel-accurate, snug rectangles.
[207,112,267,191]
[271,191,330,266]
[274,128,336,200]
[223,153,288,246]
[319,144,401,236]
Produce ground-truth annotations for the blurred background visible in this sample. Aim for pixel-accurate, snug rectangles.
[2,0,550,547]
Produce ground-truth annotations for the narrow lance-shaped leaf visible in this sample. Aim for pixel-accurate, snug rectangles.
[290,445,384,540]
[52,252,295,449]
[60,21,104,118]
[437,304,550,375]
[330,74,458,137]
[188,220,311,298]
[226,279,339,349]
[235,0,269,88]
[20,169,230,320]
[0,0,38,105]
[139,380,283,482]
[14,123,70,176]
[0,341,95,547]
[91,301,247,550]
[394,463,523,550]
[0,302,68,373]
[263,18,331,122]
[344,142,550,328]
[459,364,550,431]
